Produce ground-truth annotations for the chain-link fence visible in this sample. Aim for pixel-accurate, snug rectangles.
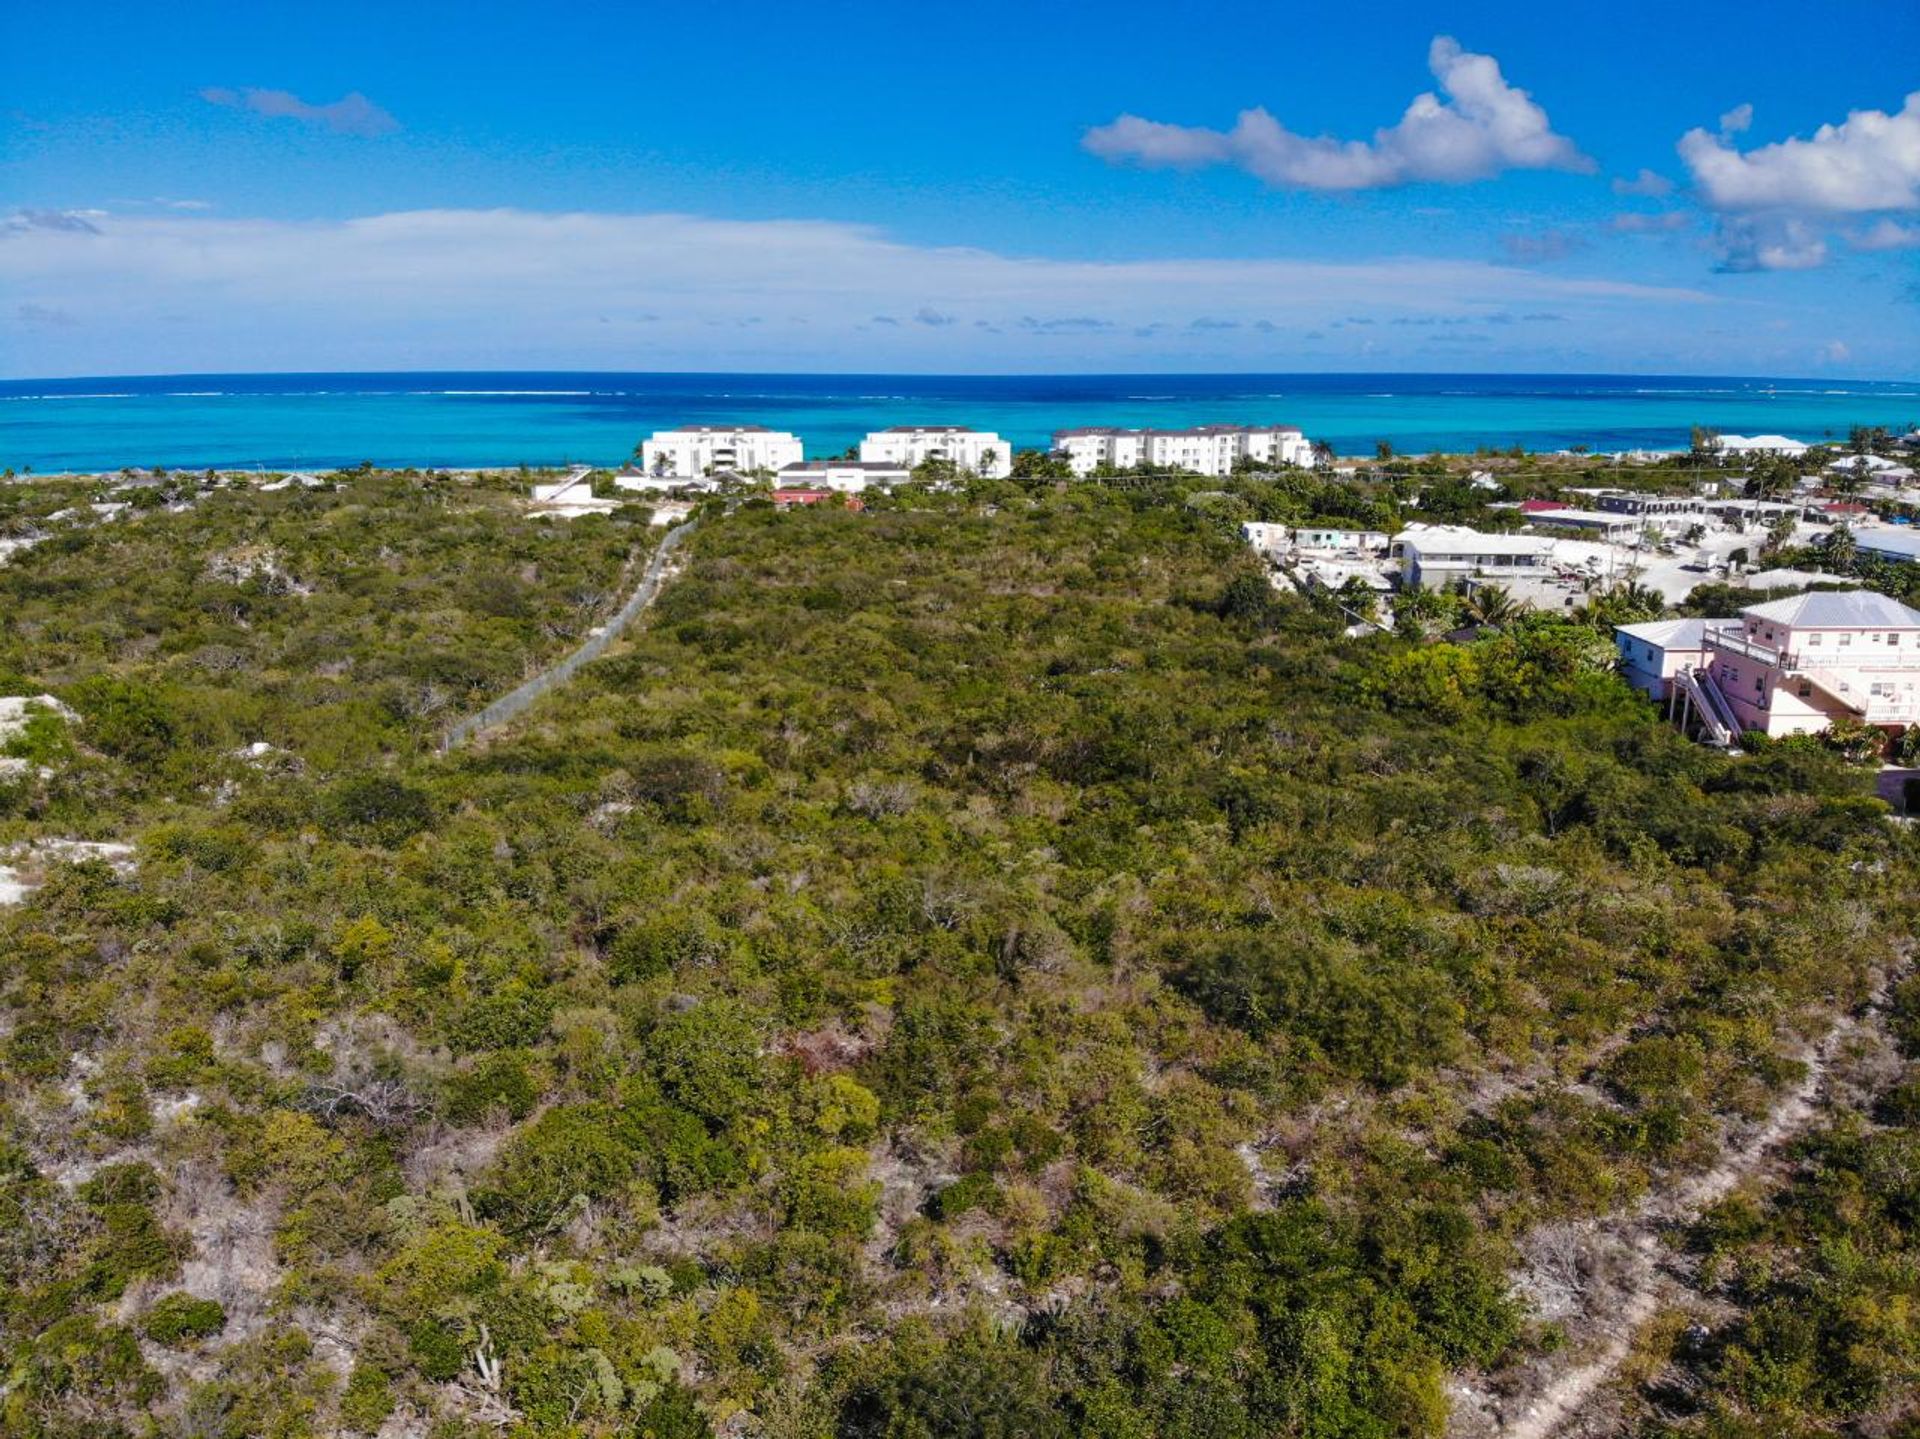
[441,518,697,751]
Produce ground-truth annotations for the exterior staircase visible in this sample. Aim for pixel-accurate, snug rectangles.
[1673,665,1741,748]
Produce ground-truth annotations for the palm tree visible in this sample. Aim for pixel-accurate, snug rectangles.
[1577,581,1664,629]
[1464,582,1525,630]
[1828,461,1867,499]
[1744,453,1797,502]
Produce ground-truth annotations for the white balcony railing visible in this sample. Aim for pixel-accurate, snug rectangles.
[1704,624,1920,675]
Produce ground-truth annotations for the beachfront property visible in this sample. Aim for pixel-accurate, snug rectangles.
[1626,590,1920,744]
[1053,424,1316,478]
[775,459,910,493]
[640,425,805,479]
[858,426,1011,478]
[1716,433,1811,457]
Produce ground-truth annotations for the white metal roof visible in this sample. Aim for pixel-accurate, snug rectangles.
[1743,589,1920,628]
[1616,618,1712,648]
[1857,528,1920,561]
[1525,508,1638,525]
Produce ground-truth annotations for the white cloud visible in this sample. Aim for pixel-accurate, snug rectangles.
[0,206,1711,376]
[1612,168,1674,197]
[1719,103,1753,136]
[1818,339,1851,365]
[1851,217,1920,251]
[201,87,399,138]
[1713,214,1830,272]
[1083,36,1590,190]
[1679,91,1920,213]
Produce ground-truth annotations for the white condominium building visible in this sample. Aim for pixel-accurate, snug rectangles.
[640,425,804,479]
[858,426,1011,478]
[1053,424,1315,477]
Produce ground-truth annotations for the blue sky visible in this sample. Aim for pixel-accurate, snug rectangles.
[2,0,1916,378]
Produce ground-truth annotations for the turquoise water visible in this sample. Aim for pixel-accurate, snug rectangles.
[2,372,1916,471]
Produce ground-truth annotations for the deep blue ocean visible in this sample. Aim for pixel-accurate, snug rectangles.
[2,371,1916,471]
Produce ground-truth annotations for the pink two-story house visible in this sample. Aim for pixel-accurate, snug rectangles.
[1702,590,1920,737]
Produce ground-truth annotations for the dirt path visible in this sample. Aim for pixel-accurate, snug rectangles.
[440,517,696,751]
[1450,985,1890,1439]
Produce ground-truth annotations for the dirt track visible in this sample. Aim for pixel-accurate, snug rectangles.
[1450,979,1892,1439]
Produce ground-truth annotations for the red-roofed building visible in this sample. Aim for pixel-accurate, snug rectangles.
[1518,498,1566,514]
[771,489,864,511]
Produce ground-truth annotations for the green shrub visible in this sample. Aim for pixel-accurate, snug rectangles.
[142,1292,227,1345]
[318,773,435,847]
[475,1104,642,1232]
[444,1050,539,1123]
[928,1172,997,1221]
[66,675,176,767]
[447,981,554,1054]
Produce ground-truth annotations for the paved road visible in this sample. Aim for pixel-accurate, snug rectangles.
[441,517,697,751]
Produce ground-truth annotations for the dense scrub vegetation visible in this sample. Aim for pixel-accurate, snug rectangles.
[0,472,1915,1436]
[0,470,642,835]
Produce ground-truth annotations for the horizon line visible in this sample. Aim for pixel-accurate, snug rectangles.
[4,366,1917,388]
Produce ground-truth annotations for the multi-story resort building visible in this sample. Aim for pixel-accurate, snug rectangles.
[1053,424,1315,477]
[857,427,1011,478]
[640,426,805,479]
[1618,590,1920,743]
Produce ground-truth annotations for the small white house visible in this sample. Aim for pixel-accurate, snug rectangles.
[609,464,719,494]
[1293,526,1390,553]
[640,426,804,479]
[1242,522,1291,555]
[774,459,911,493]
[530,467,620,517]
[1830,454,1902,475]
[858,427,1010,478]
[1615,618,1710,700]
